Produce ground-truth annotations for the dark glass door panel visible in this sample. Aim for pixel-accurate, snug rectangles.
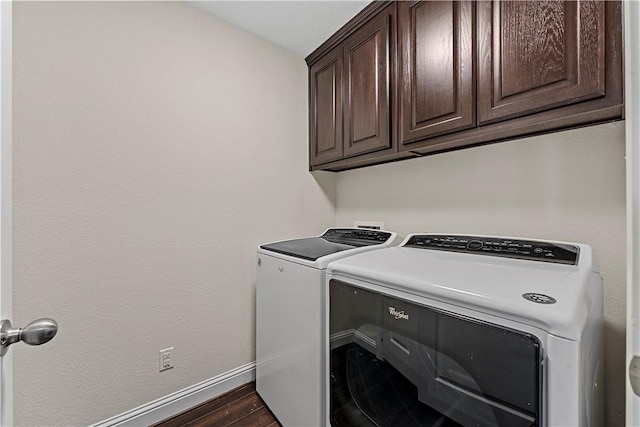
[435,315,540,412]
[329,279,542,427]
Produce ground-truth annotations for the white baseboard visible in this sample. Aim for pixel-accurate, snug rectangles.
[91,362,256,427]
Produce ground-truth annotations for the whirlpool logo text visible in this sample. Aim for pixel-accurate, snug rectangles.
[388,307,409,320]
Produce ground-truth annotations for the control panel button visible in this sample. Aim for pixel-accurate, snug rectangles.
[466,240,483,250]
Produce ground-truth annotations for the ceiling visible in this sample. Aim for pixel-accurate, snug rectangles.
[186,1,369,58]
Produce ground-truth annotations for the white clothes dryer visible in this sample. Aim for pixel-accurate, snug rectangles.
[326,234,603,427]
[256,228,401,427]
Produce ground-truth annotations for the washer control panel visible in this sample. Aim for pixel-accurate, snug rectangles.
[322,228,392,245]
[404,235,579,265]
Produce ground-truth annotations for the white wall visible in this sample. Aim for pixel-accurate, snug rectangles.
[12,2,335,425]
[336,121,626,427]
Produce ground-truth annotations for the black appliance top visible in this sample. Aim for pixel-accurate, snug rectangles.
[260,228,392,261]
[404,234,579,265]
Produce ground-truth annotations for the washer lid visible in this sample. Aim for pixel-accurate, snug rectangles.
[260,228,393,261]
[326,238,600,340]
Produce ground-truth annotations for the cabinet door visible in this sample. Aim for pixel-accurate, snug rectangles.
[309,48,343,166]
[478,1,606,125]
[399,1,475,147]
[342,5,394,158]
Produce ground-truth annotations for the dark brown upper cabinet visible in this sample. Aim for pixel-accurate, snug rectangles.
[308,3,396,168]
[477,1,608,124]
[306,0,622,172]
[309,49,343,166]
[343,9,393,158]
[399,1,475,147]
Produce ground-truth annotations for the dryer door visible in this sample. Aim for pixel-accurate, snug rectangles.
[329,279,543,427]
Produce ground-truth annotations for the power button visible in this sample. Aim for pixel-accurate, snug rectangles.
[467,240,483,250]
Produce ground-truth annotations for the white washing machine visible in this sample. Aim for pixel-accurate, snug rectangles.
[325,233,603,427]
[256,228,401,427]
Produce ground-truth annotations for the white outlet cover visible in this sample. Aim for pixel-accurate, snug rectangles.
[353,221,385,230]
[159,347,174,372]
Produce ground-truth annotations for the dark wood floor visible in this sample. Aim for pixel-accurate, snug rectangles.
[153,382,282,427]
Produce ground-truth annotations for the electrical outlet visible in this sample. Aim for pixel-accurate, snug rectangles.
[159,347,174,372]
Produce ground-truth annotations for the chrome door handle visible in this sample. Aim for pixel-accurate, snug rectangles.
[630,356,640,396]
[0,318,58,357]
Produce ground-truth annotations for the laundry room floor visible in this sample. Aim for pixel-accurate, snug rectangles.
[153,382,281,427]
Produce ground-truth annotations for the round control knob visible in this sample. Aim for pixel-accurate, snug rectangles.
[466,240,483,250]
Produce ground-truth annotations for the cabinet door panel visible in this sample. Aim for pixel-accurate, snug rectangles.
[478,0,605,124]
[399,0,475,147]
[309,50,343,166]
[343,7,393,158]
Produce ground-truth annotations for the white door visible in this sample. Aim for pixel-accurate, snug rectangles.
[627,1,640,426]
[0,0,12,424]
[0,4,60,425]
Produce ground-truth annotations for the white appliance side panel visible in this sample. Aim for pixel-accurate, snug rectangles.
[544,335,581,427]
[580,273,605,427]
[256,253,325,427]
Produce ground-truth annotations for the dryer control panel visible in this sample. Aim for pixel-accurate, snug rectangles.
[322,228,392,246]
[404,235,579,265]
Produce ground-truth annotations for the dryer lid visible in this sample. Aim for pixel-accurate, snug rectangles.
[260,228,393,261]
[326,234,599,340]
